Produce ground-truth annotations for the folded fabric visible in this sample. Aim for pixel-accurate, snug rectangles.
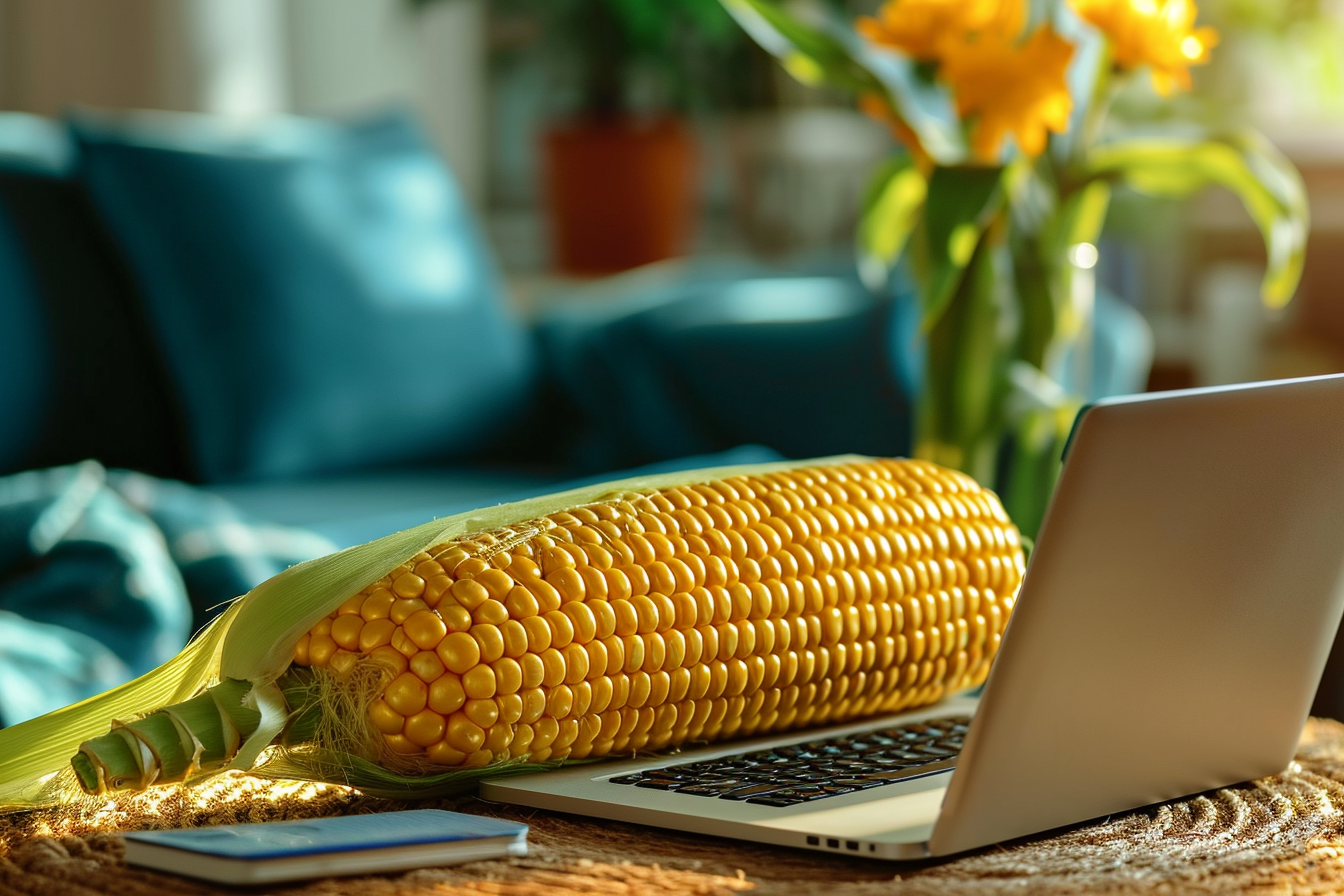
[0,462,334,726]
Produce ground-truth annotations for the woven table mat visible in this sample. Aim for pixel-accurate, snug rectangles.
[6,719,1344,896]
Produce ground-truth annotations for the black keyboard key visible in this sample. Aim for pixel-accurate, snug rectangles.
[867,764,954,782]
[821,785,859,796]
[915,745,959,758]
[830,778,888,789]
[721,783,790,800]
[674,784,739,797]
[746,796,806,807]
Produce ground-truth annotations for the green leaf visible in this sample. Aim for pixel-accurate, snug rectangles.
[918,165,1007,327]
[1088,132,1308,307]
[1052,179,1112,251]
[720,0,880,93]
[720,0,964,161]
[857,154,928,284]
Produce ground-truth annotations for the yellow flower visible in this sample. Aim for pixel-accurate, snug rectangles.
[939,25,1075,161]
[856,0,1004,62]
[1070,0,1218,95]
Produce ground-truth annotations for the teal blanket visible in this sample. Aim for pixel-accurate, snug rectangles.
[0,462,334,725]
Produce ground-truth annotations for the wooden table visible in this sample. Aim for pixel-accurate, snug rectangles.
[6,719,1344,895]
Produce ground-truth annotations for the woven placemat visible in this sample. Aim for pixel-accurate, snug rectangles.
[6,719,1344,895]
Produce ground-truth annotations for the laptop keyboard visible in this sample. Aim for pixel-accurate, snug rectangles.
[606,715,971,808]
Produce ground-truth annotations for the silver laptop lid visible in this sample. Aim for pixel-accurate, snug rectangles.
[930,374,1344,857]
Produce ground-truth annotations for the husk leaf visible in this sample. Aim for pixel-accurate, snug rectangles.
[253,748,582,799]
[0,602,240,808]
[219,455,865,683]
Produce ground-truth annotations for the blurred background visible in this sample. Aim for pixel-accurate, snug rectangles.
[1,0,1338,390]
[3,0,1344,726]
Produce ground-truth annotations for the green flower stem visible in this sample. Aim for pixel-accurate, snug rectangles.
[917,228,1015,487]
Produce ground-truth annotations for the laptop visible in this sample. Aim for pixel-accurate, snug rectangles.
[481,374,1344,860]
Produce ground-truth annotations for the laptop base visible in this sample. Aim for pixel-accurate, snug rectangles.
[481,697,978,861]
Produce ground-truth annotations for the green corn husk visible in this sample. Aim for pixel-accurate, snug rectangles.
[0,456,880,811]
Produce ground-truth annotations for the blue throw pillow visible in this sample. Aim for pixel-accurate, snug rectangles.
[0,113,187,479]
[72,110,535,482]
[0,192,47,475]
[537,267,918,472]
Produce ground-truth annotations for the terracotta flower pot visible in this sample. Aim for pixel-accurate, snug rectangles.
[542,117,697,276]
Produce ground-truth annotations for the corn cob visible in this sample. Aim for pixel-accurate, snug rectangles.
[287,458,1022,770]
[56,458,1023,800]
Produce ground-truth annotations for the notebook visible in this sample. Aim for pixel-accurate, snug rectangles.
[123,809,528,885]
[481,374,1344,859]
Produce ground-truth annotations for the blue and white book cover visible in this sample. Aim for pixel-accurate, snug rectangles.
[124,809,527,860]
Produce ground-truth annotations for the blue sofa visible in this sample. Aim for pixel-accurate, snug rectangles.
[0,107,1153,723]
[0,109,937,541]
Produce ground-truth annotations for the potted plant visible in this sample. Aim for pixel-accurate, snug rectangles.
[480,0,751,275]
